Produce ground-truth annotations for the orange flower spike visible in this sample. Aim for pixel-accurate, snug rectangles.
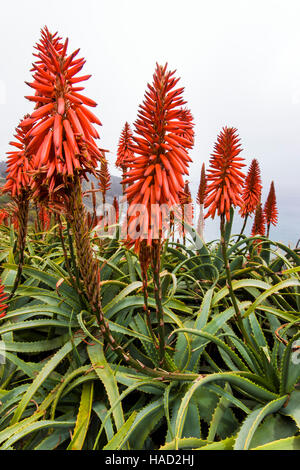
[196,163,206,205]
[113,197,119,223]
[264,181,278,232]
[38,205,51,231]
[21,26,104,207]
[123,63,193,248]
[240,158,262,217]
[205,127,246,222]
[0,278,8,319]
[250,202,266,254]
[99,157,111,195]
[116,122,134,170]
[2,117,35,300]
[178,180,193,237]
[195,163,207,240]
[0,209,9,226]
[251,202,266,237]
[2,118,34,198]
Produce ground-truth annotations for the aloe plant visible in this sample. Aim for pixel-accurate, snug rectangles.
[0,214,299,450]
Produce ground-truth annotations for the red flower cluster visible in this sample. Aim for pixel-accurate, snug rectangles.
[20,27,104,207]
[251,203,266,237]
[178,180,193,234]
[116,122,134,171]
[113,196,119,222]
[0,209,9,226]
[205,127,245,222]
[122,63,193,250]
[2,117,34,198]
[0,279,8,319]
[99,157,111,194]
[264,181,278,227]
[196,163,206,205]
[38,204,51,231]
[240,158,262,217]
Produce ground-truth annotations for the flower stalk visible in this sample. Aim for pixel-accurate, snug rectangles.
[116,122,134,195]
[139,241,158,351]
[3,117,34,299]
[237,159,262,242]
[196,163,206,241]
[151,239,166,367]
[237,214,249,241]
[9,195,29,299]
[220,214,250,343]
[264,181,278,237]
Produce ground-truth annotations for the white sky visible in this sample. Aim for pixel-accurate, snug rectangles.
[0,0,299,243]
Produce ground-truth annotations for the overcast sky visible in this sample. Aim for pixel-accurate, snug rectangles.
[0,0,299,244]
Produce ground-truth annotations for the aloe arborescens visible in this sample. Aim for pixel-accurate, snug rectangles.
[239,158,262,239]
[122,63,194,366]
[2,118,34,297]
[20,27,114,343]
[205,127,248,340]
[264,181,278,237]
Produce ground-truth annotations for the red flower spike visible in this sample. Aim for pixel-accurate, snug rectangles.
[2,117,34,198]
[38,204,51,231]
[116,122,134,170]
[113,196,119,223]
[12,214,19,230]
[205,127,246,222]
[251,202,266,237]
[99,157,111,195]
[264,181,278,228]
[178,180,193,235]
[123,63,193,251]
[0,278,8,319]
[21,26,105,208]
[196,163,206,205]
[196,163,207,240]
[2,202,20,230]
[0,209,9,226]
[240,158,262,217]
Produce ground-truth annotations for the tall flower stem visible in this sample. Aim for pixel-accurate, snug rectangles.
[66,220,82,291]
[35,204,41,232]
[122,169,126,196]
[91,182,97,229]
[181,205,186,246]
[56,214,82,296]
[197,203,205,241]
[151,239,166,368]
[57,215,72,275]
[9,195,29,299]
[237,214,249,243]
[139,242,158,351]
[170,212,175,243]
[220,214,250,343]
